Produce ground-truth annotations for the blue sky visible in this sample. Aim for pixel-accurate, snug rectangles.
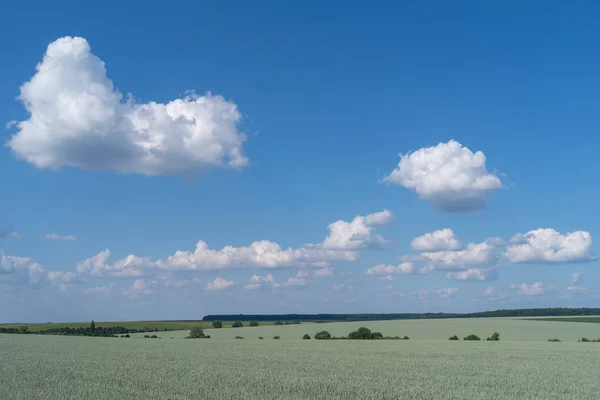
[1,1,599,322]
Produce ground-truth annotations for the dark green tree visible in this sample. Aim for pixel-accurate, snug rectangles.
[249,321,259,327]
[348,327,373,340]
[449,335,459,340]
[464,334,481,341]
[189,327,205,338]
[486,332,500,341]
[212,320,223,329]
[232,321,244,328]
[314,331,331,340]
[303,334,311,340]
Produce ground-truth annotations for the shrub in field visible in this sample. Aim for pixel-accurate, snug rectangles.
[579,337,600,342]
[124,334,130,338]
[259,337,264,339]
[486,332,500,341]
[204,335,211,339]
[314,331,331,340]
[274,322,283,325]
[232,321,244,328]
[348,327,373,340]
[403,336,409,340]
[144,335,150,338]
[548,338,561,342]
[212,320,223,329]
[235,336,244,339]
[273,336,280,339]
[249,321,259,327]
[303,334,311,340]
[150,335,158,339]
[449,335,459,340]
[464,334,481,341]
[372,332,383,340]
[188,327,205,339]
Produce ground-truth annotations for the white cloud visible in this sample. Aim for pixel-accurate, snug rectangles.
[383,140,503,212]
[420,241,498,269]
[244,271,309,290]
[314,267,335,278]
[445,268,492,281]
[510,282,547,296]
[42,233,76,241]
[505,229,596,263]
[244,274,275,290]
[123,279,156,298]
[484,286,496,296]
[571,272,583,284]
[165,278,202,288]
[47,271,77,290]
[322,210,392,251]
[2,232,22,239]
[0,252,45,284]
[8,36,248,176]
[366,262,415,276]
[85,284,113,295]
[76,249,147,277]
[435,288,459,298]
[411,229,462,252]
[74,211,385,276]
[566,285,588,294]
[273,271,309,289]
[380,275,394,282]
[204,277,235,291]
[332,283,346,291]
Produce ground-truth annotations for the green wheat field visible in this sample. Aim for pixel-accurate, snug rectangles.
[2,317,600,399]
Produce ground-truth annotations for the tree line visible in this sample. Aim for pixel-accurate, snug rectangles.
[202,308,600,322]
[0,321,159,337]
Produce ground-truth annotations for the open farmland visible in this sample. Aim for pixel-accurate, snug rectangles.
[2,331,600,400]
[139,317,600,342]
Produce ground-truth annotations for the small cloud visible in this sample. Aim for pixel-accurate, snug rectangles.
[204,277,235,291]
[85,284,113,295]
[446,268,494,281]
[571,272,583,284]
[314,267,335,278]
[566,285,588,294]
[510,282,547,296]
[42,233,77,241]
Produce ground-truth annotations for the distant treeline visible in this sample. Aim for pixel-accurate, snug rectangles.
[0,321,161,337]
[202,308,600,322]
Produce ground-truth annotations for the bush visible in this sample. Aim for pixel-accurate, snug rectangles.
[372,332,383,340]
[464,334,481,341]
[403,336,409,340]
[212,320,223,329]
[124,334,130,338]
[204,335,211,339]
[273,336,280,339]
[486,332,500,341]
[548,338,561,342]
[249,321,259,327]
[580,337,590,342]
[274,321,283,326]
[235,336,244,339]
[303,334,311,340]
[144,335,150,338]
[449,335,459,341]
[150,335,158,339]
[232,321,244,328]
[348,327,373,340]
[189,327,205,339]
[314,331,331,340]
[259,336,264,339]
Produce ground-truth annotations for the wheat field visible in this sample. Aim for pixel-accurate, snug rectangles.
[2,318,600,399]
